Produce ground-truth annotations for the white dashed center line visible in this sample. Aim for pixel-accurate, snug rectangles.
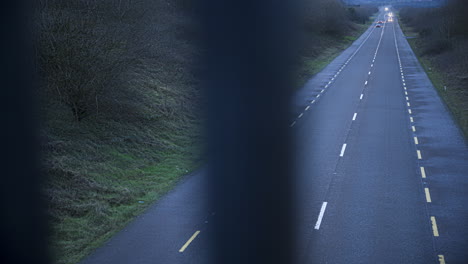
[339,143,347,157]
[431,216,439,237]
[424,188,432,203]
[420,167,426,178]
[314,202,328,230]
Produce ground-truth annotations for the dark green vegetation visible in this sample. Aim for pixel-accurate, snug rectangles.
[35,0,202,263]
[36,0,376,263]
[296,0,377,87]
[399,0,468,137]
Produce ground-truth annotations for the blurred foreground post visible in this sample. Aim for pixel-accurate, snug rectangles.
[201,1,297,263]
[0,1,49,264]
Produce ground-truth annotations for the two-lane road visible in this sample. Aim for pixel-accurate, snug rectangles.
[295,9,468,264]
[80,9,468,264]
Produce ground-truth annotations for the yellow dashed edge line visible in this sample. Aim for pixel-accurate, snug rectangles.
[179,231,201,253]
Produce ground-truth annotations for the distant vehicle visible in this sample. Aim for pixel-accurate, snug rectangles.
[376,24,382,28]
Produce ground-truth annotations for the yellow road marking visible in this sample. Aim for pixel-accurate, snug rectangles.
[414,137,419,145]
[179,231,200,253]
[438,255,445,264]
[417,150,422,159]
[425,188,432,202]
[431,216,439,237]
[420,167,426,178]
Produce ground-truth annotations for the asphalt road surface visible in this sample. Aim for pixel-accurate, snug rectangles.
[80,9,468,264]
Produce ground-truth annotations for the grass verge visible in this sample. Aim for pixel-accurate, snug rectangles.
[296,22,370,88]
[399,19,468,138]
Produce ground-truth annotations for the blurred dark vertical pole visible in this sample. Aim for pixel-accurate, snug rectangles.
[0,1,49,264]
[201,0,297,263]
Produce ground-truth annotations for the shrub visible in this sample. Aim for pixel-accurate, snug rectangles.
[36,0,138,121]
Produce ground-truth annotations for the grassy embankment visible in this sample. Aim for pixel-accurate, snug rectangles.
[296,23,369,87]
[399,1,468,137]
[36,1,202,263]
[296,1,377,87]
[37,1,378,263]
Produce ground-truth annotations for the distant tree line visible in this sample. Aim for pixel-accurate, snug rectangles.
[301,0,376,36]
[400,0,468,56]
[298,0,377,62]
